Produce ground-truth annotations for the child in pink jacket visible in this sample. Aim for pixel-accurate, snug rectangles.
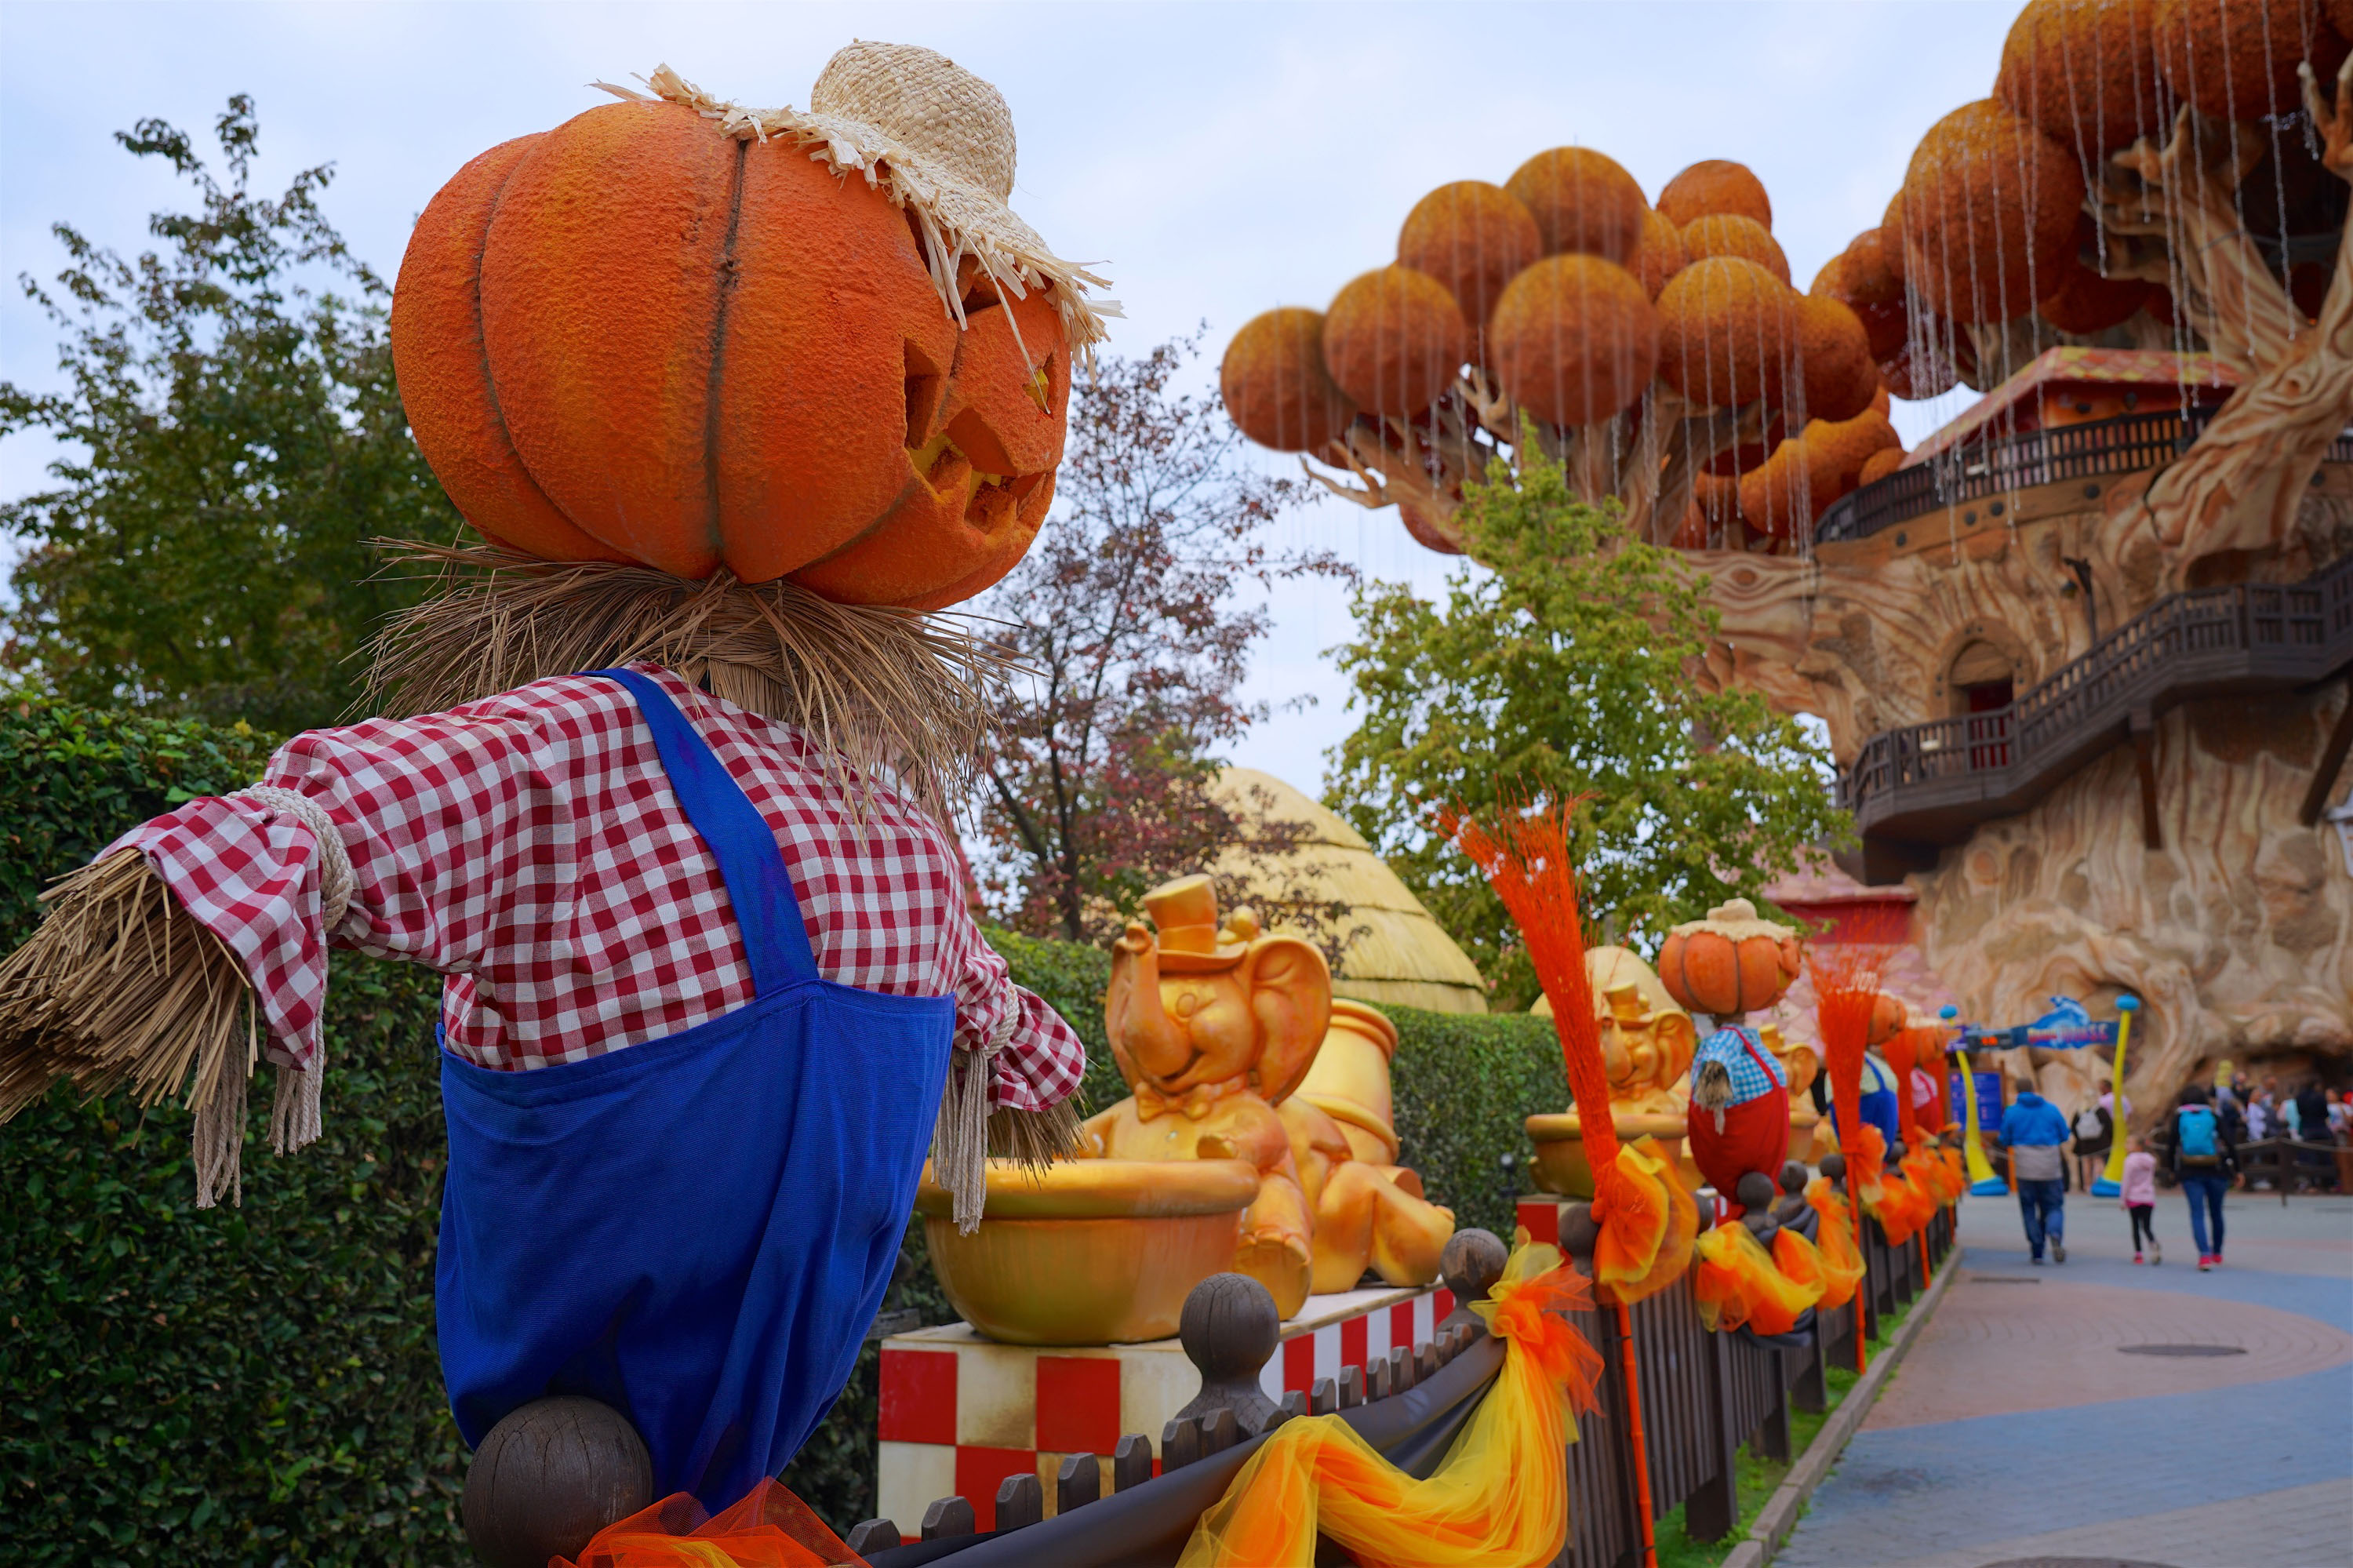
[2122,1135,2162,1264]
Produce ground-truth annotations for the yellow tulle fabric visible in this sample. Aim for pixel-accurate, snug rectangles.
[1803,1177,1867,1309]
[1177,1242,1602,1568]
[1592,1137,1693,1304]
[1690,1221,1823,1335]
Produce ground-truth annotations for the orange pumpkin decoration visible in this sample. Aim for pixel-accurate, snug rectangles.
[1632,209,1688,299]
[1867,990,1907,1047]
[1657,899,1803,1017]
[1857,445,1907,486]
[1657,256,1798,409]
[1898,100,2083,326]
[1657,159,1773,231]
[1487,255,1658,427]
[1814,231,1909,362]
[1996,0,2169,152]
[1505,147,1649,264]
[1736,436,1819,540]
[1321,265,1469,417]
[1222,308,1358,453]
[1680,214,1790,286]
[391,96,1072,611]
[1395,180,1544,339]
[1795,294,1878,424]
[2156,0,2346,122]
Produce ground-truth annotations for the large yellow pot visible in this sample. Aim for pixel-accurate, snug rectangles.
[1525,1111,1695,1197]
[916,1159,1260,1346]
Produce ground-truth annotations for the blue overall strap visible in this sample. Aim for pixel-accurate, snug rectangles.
[587,668,820,995]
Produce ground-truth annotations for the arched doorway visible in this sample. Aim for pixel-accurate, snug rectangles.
[1947,641,2014,768]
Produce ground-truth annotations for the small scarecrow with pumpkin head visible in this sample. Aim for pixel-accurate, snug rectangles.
[0,40,1112,1540]
[1659,898,1803,1217]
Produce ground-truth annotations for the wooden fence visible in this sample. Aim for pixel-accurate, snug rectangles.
[862,1206,1958,1568]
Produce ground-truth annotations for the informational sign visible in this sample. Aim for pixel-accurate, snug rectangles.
[2007,995,2118,1050]
[1949,1069,2004,1130]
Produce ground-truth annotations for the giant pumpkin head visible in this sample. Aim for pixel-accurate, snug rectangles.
[390,49,1110,613]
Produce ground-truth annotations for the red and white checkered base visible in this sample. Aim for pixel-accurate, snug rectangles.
[876,1282,1453,1536]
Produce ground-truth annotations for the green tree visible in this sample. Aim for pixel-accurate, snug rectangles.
[1327,445,1847,1009]
[2,95,457,734]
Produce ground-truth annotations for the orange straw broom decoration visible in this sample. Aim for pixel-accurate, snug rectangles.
[1442,798,1684,1568]
[1808,937,1888,1373]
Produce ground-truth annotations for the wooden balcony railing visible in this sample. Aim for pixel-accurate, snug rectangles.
[1842,552,2353,866]
[1813,402,2353,546]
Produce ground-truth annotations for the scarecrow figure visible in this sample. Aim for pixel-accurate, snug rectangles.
[0,41,1112,1533]
[1657,899,1803,1216]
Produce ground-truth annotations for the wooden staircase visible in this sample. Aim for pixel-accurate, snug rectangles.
[1841,552,2353,883]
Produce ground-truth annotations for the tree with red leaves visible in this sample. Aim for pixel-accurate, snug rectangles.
[970,332,1357,948]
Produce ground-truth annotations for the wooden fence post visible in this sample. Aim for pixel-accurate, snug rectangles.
[1791,1317,1828,1416]
[1755,1348,1794,1464]
[1684,1326,1740,1544]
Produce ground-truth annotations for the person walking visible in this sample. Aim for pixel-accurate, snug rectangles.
[2120,1134,2161,1264]
[1997,1085,2072,1264]
[2073,1084,2115,1191]
[2166,1086,2238,1271]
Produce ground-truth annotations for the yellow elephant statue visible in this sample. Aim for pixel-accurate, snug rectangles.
[1086,875,1453,1317]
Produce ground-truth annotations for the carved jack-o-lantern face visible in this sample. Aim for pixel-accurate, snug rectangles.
[390,100,1069,612]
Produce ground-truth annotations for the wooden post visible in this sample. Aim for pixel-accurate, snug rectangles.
[1686,1325,1741,1543]
[1757,1349,1795,1462]
[1111,1433,1153,1493]
[1055,1453,1100,1515]
[993,1473,1043,1533]
[1791,1319,1828,1415]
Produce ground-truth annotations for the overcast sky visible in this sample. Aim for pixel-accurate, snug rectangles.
[1,1,2013,792]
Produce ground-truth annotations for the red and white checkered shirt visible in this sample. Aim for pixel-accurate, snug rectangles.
[111,664,1086,1112]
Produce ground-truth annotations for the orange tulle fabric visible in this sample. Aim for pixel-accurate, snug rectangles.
[1850,1122,1888,1206]
[1178,1242,1600,1568]
[555,1481,864,1568]
[1865,1169,1931,1247]
[1691,1221,1822,1335]
[1937,1144,1967,1199]
[1903,1147,1958,1208]
[1804,1177,1867,1309]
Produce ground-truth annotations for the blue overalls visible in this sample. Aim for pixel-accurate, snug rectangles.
[434,668,955,1510]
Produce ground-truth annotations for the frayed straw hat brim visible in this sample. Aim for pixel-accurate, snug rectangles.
[594,53,1119,366]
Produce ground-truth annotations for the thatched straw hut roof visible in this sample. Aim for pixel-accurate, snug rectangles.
[1211,768,1489,1014]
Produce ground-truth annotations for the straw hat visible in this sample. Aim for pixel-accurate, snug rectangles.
[603,42,1118,358]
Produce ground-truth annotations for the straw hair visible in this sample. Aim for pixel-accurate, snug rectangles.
[594,46,1119,365]
[363,540,1020,824]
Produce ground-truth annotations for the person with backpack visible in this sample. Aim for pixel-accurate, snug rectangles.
[2073,1086,2115,1191]
[2167,1085,2238,1270]
[1996,1084,2073,1263]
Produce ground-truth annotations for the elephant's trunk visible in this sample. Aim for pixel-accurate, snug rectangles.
[1112,933,1192,1080]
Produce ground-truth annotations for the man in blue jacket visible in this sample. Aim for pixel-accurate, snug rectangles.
[1995,1086,2073,1263]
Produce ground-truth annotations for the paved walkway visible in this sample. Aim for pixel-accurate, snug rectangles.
[1773,1187,2353,1568]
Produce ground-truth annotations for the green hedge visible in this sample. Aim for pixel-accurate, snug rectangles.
[0,701,467,1566]
[0,700,1568,1558]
